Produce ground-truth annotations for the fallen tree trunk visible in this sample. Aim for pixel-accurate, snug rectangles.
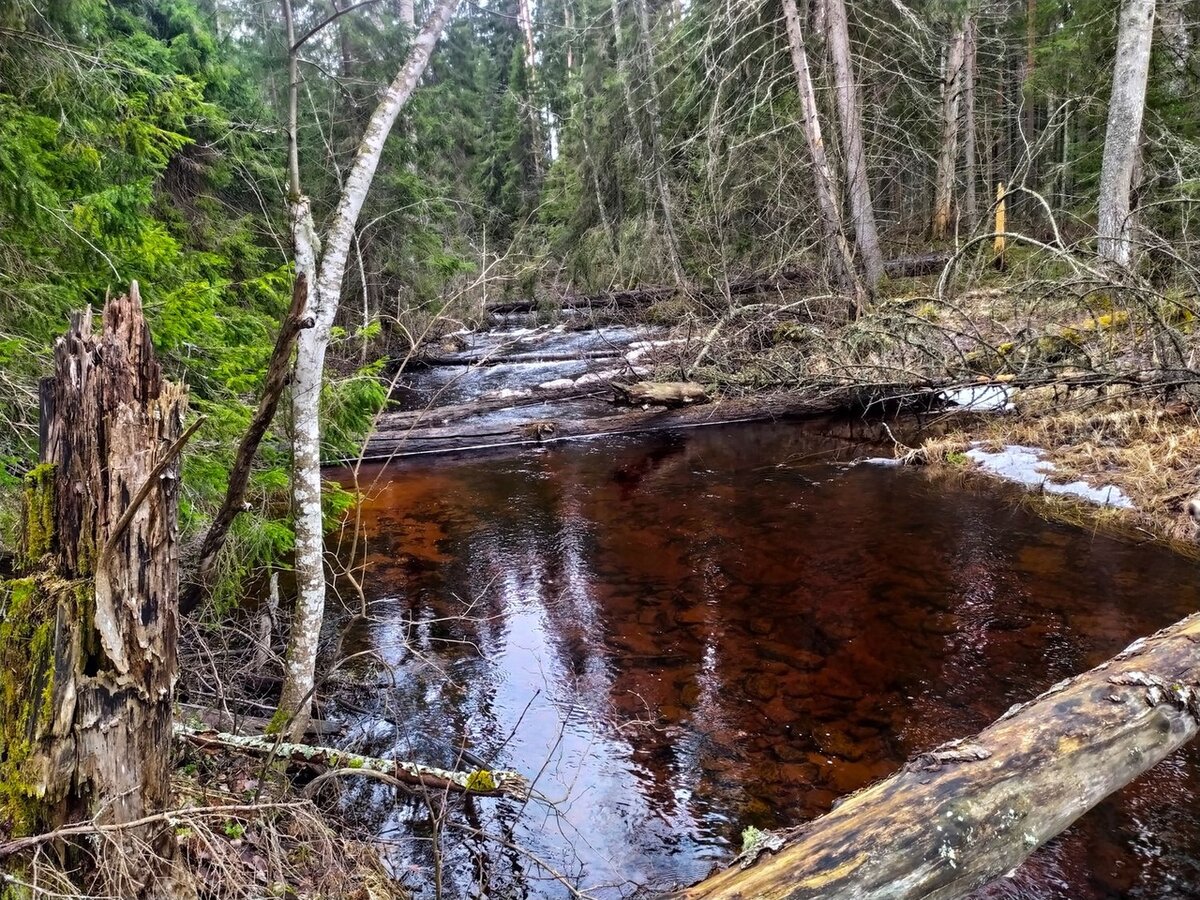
[614,381,709,407]
[674,611,1200,900]
[360,384,927,460]
[176,725,529,798]
[419,347,627,366]
[377,385,605,431]
[485,257,946,315]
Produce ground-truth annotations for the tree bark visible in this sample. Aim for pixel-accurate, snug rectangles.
[0,285,188,898]
[823,0,885,294]
[1097,0,1155,267]
[396,0,415,29]
[962,15,979,234]
[780,0,865,317]
[279,0,461,741]
[181,274,313,614]
[932,22,966,241]
[674,610,1200,900]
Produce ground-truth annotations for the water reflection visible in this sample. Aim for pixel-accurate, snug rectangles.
[333,422,1200,899]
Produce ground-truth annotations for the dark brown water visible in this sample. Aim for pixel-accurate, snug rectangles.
[332,422,1200,899]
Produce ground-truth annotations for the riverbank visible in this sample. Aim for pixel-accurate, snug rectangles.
[604,259,1200,549]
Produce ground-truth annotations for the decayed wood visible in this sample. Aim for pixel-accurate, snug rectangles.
[613,381,709,407]
[176,725,529,798]
[182,273,313,614]
[675,611,1200,900]
[1,284,188,898]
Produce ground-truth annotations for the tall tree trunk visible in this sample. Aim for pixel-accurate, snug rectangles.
[781,0,865,317]
[962,14,979,234]
[823,0,884,293]
[675,609,1200,900]
[932,22,966,240]
[0,286,188,898]
[517,0,545,181]
[633,0,684,284]
[1097,0,1155,266]
[396,0,415,28]
[278,0,461,741]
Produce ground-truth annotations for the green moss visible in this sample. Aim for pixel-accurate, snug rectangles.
[20,464,54,566]
[0,577,60,838]
[264,707,290,736]
[464,769,497,792]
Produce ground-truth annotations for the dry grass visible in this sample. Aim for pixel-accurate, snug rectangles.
[913,387,1200,547]
[3,754,407,900]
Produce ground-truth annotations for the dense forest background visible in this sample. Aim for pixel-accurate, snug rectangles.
[2,0,1199,597]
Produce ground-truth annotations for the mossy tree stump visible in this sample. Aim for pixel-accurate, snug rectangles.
[0,284,186,897]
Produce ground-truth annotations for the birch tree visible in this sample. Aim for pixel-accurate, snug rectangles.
[823,0,885,294]
[1097,0,1155,266]
[278,0,461,739]
[781,0,866,316]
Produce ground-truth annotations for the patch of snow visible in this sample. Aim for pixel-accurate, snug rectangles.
[965,444,1134,509]
[479,388,531,401]
[537,378,575,391]
[941,385,1014,412]
[861,457,902,467]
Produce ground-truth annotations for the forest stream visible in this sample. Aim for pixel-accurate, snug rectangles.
[325,324,1200,900]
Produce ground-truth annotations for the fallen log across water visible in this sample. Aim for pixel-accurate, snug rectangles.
[175,725,529,798]
[673,611,1200,900]
[359,384,935,460]
[484,256,946,315]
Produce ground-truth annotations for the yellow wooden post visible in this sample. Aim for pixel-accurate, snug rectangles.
[993,182,1007,268]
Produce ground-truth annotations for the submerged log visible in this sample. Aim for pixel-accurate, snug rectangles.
[675,611,1200,900]
[1,285,188,897]
[614,381,709,407]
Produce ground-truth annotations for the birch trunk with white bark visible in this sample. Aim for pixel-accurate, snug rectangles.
[781,0,865,316]
[824,0,884,294]
[1097,0,1155,267]
[277,0,461,741]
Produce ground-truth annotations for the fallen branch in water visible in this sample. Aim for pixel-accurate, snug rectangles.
[175,724,529,799]
[674,611,1200,900]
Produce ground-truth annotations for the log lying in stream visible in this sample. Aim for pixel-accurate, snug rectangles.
[674,611,1200,900]
[361,386,918,460]
[484,256,949,315]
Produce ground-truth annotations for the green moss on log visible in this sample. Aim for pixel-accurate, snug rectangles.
[0,576,58,837]
[20,464,54,567]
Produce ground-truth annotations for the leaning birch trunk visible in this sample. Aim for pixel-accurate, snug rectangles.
[824,0,885,294]
[1097,0,1155,267]
[932,22,966,241]
[674,610,1200,900]
[279,0,462,741]
[0,285,188,898]
[780,0,866,317]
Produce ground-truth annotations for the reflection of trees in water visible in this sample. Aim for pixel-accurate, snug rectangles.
[329,430,1200,900]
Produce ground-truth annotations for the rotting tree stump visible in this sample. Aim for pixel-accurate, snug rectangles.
[0,284,188,898]
[673,611,1200,900]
